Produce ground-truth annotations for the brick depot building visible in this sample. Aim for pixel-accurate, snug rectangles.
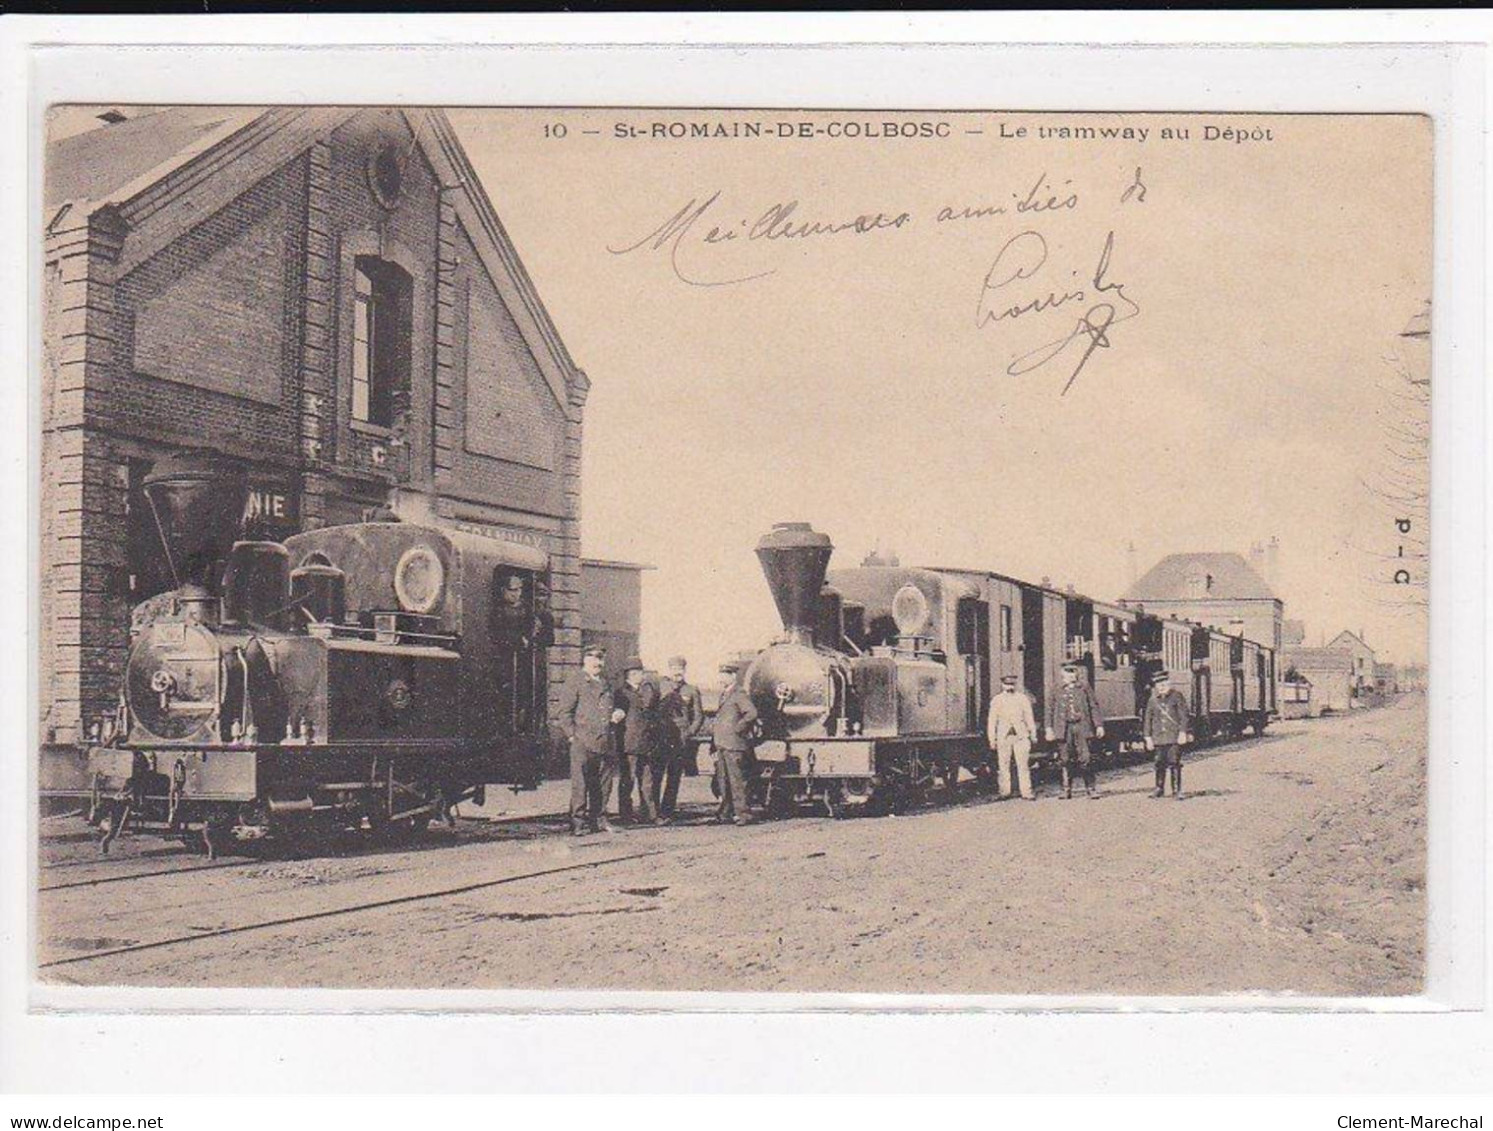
[41,107,605,744]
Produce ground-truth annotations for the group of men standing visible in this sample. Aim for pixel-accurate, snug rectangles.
[985,663,1191,801]
[562,647,1195,831]
[556,646,706,835]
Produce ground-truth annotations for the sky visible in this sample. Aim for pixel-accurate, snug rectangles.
[445,109,1431,672]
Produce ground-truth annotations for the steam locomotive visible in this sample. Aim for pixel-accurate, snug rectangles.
[40,454,553,854]
[738,523,1277,816]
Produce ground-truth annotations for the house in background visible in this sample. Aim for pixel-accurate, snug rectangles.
[1327,630,1377,698]
[1122,551,1284,651]
[1279,647,1354,716]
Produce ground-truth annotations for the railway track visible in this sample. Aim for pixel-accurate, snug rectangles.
[39,858,257,893]
[36,803,849,973]
[39,844,679,970]
[36,808,575,890]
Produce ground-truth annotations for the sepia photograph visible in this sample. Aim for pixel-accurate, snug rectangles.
[34,102,1432,998]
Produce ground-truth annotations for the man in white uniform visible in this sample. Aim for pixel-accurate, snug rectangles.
[986,674,1038,801]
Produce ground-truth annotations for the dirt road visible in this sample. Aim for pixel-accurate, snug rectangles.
[37,695,1426,995]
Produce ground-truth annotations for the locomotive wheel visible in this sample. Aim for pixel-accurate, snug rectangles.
[96,805,123,854]
[762,774,796,819]
[821,784,847,820]
[394,813,433,839]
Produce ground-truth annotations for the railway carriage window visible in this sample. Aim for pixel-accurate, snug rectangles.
[999,604,1013,653]
[1099,616,1119,671]
[955,598,989,656]
[1116,620,1132,667]
[351,257,412,430]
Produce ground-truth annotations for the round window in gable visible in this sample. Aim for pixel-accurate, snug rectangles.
[367,142,406,209]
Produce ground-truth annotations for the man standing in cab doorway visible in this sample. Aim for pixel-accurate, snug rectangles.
[987,673,1038,800]
[1143,669,1191,799]
[556,645,624,835]
[1046,661,1105,799]
[656,656,704,819]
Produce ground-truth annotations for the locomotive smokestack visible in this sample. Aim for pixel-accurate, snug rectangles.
[142,452,249,590]
[756,522,834,644]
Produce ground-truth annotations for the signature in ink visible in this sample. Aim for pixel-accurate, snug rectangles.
[974,229,1140,395]
[609,192,913,287]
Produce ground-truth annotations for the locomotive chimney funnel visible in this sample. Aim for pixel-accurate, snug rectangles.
[756,522,834,645]
[142,452,249,591]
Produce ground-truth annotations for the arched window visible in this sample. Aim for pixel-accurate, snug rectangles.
[352,257,412,429]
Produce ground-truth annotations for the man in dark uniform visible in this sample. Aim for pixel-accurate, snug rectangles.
[1143,669,1192,799]
[1045,661,1105,799]
[556,645,624,835]
[711,663,759,826]
[655,656,704,819]
[616,657,662,824]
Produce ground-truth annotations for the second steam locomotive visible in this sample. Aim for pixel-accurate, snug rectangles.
[737,523,1277,816]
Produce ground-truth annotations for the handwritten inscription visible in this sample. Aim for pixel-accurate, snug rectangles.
[608,191,912,287]
[612,174,1076,285]
[610,172,1139,395]
[975,230,1140,395]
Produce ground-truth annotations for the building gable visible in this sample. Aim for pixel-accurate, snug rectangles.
[1126,552,1276,602]
[465,260,563,470]
[127,179,293,405]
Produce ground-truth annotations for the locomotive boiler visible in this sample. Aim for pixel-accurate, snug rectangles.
[40,453,552,854]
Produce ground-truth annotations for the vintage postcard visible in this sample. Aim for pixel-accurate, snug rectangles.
[35,105,1430,997]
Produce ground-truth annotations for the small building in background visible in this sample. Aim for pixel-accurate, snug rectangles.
[1280,647,1354,716]
[1279,671,1314,719]
[1373,661,1399,695]
[1327,630,1377,698]
[579,558,653,686]
[1282,619,1307,646]
[1123,551,1283,651]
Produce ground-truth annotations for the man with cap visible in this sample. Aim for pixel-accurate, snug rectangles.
[1045,662,1106,799]
[986,674,1039,801]
[711,662,759,825]
[556,645,625,835]
[615,657,662,824]
[655,656,705,819]
[1143,669,1191,799]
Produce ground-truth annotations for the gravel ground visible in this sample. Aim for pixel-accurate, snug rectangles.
[37,694,1425,996]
